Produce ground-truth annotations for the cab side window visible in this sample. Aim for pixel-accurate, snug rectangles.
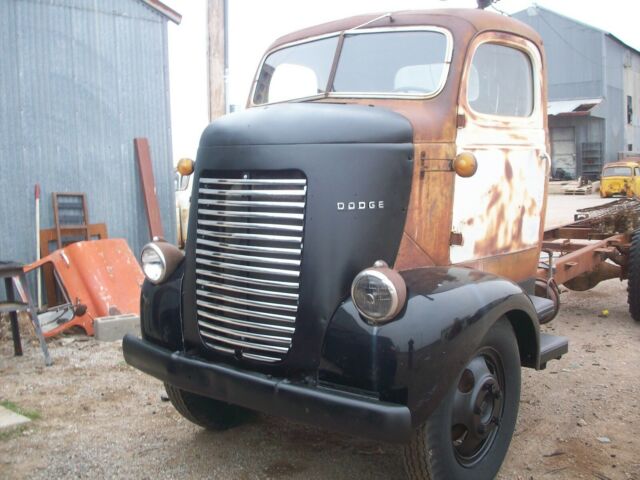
[468,43,534,117]
[635,167,640,176]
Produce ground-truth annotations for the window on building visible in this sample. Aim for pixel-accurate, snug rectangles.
[467,43,534,117]
[627,95,633,124]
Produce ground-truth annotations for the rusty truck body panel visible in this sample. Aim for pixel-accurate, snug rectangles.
[252,9,550,284]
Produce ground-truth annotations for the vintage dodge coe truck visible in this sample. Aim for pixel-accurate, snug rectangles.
[124,9,569,479]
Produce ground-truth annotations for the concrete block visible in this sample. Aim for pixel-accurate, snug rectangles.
[94,314,140,342]
[0,405,30,431]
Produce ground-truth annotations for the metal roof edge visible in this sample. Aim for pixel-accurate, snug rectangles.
[513,5,640,56]
[140,0,182,25]
[605,33,640,58]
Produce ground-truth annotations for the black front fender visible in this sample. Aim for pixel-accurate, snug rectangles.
[139,261,185,351]
[319,266,540,426]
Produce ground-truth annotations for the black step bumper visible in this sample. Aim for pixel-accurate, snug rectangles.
[122,334,412,443]
[538,333,569,369]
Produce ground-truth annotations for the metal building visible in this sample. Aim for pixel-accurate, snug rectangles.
[0,0,180,268]
[513,6,640,180]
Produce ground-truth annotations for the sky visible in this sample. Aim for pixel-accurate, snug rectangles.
[163,0,640,162]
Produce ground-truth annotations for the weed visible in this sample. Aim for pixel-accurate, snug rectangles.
[0,400,41,421]
[0,425,28,441]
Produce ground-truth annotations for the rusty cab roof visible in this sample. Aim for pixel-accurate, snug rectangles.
[256,8,547,149]
[268,9,543,52]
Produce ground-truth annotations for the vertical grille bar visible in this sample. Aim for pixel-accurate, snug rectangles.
[194,171,306,363]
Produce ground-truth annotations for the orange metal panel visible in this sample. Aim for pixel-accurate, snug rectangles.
[24,239,144,337]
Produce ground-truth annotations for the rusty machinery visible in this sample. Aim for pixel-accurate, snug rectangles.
[538,198,640,322]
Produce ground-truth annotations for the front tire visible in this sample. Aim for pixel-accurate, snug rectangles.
[403,318,521,480]
[628,229,640,322]
[165,383,254,430]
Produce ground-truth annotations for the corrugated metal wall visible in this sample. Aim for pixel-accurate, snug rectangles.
[514,6,640,166]
[627,49,640,154]
[0,0,176,269]
[513,7,604,101]
[604,37,626,164]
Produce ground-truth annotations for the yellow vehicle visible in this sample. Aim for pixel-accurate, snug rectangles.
[600,161,640,198]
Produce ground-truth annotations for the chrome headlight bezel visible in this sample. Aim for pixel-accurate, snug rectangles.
[350,260,407,325]
[140,241,184,284]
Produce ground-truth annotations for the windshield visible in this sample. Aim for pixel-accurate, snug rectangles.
[603,167,632,177]
[253,36,338,105]
[252,29,450,105]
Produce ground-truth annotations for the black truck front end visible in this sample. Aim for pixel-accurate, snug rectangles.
[125,103,418,442]
[123,102,564,445]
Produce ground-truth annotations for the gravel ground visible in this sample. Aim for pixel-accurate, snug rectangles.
[1,195,639,479]
[1,280,638,479]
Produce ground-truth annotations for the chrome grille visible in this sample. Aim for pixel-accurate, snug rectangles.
[195,172,306,363]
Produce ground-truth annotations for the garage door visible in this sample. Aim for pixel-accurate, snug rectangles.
[551,127,576,179]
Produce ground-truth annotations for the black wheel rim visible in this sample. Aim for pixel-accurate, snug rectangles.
[451,347,505,468]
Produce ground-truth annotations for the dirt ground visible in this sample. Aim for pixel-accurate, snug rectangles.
[1,194,639,479]
[545,190,612,229]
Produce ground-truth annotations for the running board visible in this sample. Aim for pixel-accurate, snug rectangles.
[528,294,556,323]
[538,333,568,370]
[527,294,569,369]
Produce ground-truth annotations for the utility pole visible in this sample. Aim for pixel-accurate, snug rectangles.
[477,0,495,9]
[207,0,227,121]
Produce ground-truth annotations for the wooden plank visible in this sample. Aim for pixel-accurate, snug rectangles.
[134,138,164,240]
[3,277,23,356]
[39,224,108,307]
[52,193,90,248]
[52,193,62,249]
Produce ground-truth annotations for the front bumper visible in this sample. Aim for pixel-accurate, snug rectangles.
[123,334,412,443]
[601,180,628,196]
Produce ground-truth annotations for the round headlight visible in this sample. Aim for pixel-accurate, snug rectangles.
[351,260,407,324]
[141,243,166,284]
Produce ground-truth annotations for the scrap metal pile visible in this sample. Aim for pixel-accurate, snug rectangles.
[572,198,640,236]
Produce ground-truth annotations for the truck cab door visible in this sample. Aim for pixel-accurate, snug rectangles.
[450,32,549,278]
[635,167,640,197]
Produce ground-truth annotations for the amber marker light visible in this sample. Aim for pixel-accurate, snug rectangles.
[177,157,195,176]
[453,151,478,178]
